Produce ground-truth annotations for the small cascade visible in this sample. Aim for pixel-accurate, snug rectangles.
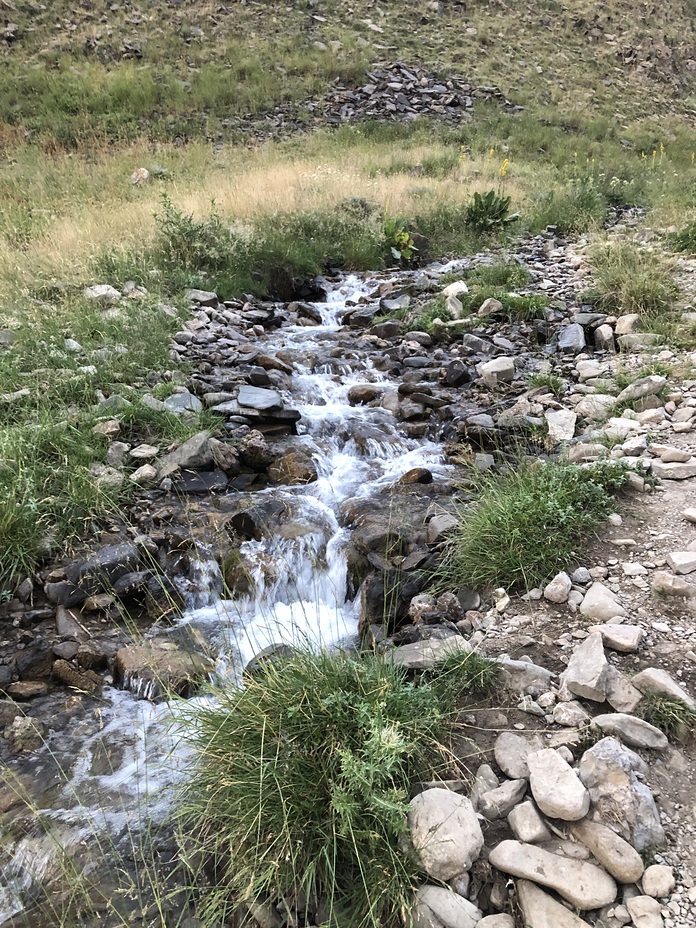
[0,266,452,925]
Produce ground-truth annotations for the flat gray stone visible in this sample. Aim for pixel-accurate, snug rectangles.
[237,385,282,410]
[560,632,608,702]
[631,667,695,709]
[388,636,471,671]
[508,801,551,844]
[488,841,617,909]
[478,778,527,820]
[494,731,543,779]
[591,713,668,750]
[579,582,627,622]
[651,459,696,480]
[588,624,644,653]
[570,819,644,883]
[527,749,590,821]
[413,886,482,928]
[625,895,663,928]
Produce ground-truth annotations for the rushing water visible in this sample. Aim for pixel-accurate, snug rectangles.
[0,270,452,924]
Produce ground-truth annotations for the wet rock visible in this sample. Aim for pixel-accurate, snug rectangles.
[52,659,102,695]
[558,323,586,354]
[642,865,675,898]
[631,667,695,709]
[238,430,274,469]
[527,749,590,821]
[508,801,552,843]
[591,713,668,750]
[413,885,482,928]
[60,543,141,600]
[408,788,484,880]
[399,467,433,485]
[4,715,48,754]
[445,360,472,387]
[560,632,608,702]
[578,737,665,851]
[114,641,214,700]
[3,681,48,700]
[268,451,318,486]
[516,879,592,927]
[209,438,241,475]
[388,636,470,670]
[347,384,385,405]
[488,841,617,909]
[569,819,644,883]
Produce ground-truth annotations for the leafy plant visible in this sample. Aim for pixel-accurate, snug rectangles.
[442,460,630,590]
[178,649,495,928]
[383,217,419,264]
[464,190,519,234]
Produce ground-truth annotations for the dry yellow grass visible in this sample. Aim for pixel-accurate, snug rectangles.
[0,137,538,303]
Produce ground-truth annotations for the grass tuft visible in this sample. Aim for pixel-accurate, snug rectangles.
[442,460,630,590]
[639,693,696,740]
[589,243,679,322]
[178,648,495,928]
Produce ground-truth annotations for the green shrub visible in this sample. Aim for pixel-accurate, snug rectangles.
[443,460,630,590]
[179,649,496,928]
[668,219,696,254]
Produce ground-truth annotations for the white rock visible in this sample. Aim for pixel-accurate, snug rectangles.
[508,801,551,843]
[543,571,572,603]
[605,666,643,713]
[84,283,121,302]
[545,409,577,443]
[413,885,482,928]
[631,667,695,709]
[651,459,696,479]
[683,507,696,523]
[615,375,666,404]
[591,713,668,750]
[408,789,484,880]
[588,624,644,652]
[660,446,691,463]
[552,700,591,727]
[614,313,640,335]
[477,357,515,388]
[488,841,617,909]
[527,749,590,821]
[665,551,696,574]
[579,582,627,622]
[516,879,592,927]
[559,632,608,702]
[390,637,471,670]
[642,864,676,898]
[570,819,644,883]
[575,394,616,421]
[625,895,664,928]
[442,281,469,298]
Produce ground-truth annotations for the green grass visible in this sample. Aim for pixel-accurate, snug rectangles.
[528,371,565,397]
[178,648,497,928]
[467,260,531,289]
[442,460,630,590]
[639,693,696,740]
[589,242,680,323]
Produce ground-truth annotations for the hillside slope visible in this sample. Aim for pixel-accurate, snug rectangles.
[2,0,696,146]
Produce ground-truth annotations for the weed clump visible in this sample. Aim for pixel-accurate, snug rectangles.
[639,693,696,740]
[443,460,630,590]
[179,648,496,928]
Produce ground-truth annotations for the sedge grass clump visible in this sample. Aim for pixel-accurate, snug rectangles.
[178,649,496,928]
[589,242,679,322]
[528,371,565,397]
[639,693,696,740]
[443,460,630,590]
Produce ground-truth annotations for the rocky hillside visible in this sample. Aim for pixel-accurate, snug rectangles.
[2,0,696,145]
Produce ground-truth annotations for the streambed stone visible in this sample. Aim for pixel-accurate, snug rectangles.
[488,840,617,909]
[591,713,668,750]
[516,879,592,927]
[527,749,590,821]
[413,886,482,928]
[408,788,484,880]
[569,820,644,883]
